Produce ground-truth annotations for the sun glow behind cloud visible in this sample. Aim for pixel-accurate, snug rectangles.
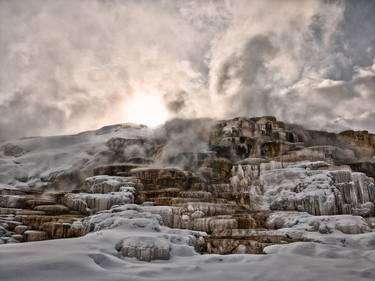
[1,0,375,139]
[124,93,169,127]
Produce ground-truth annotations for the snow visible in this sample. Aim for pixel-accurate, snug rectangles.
[266,211,371,234]
[0,200,374,281]
[0,124,153,190]
[116,236,171,261]
[0,209,374,281]
[230,160,375,216]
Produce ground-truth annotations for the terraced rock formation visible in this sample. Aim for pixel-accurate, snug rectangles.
[0,117,374,256]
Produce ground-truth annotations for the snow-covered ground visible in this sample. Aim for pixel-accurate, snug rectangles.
[0,123,153,190]
[0,205,374,281]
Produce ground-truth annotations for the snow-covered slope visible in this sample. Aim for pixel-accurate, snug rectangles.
[0,124,153,190]
[0,204,374,281]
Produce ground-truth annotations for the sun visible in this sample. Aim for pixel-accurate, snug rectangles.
[124,93,169,127]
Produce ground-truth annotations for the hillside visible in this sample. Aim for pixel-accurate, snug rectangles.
[0,116,374,281]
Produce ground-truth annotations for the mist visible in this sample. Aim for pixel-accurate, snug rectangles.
[1,0,374,140]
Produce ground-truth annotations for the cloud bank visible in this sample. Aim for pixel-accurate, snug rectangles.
[0,0,374,140]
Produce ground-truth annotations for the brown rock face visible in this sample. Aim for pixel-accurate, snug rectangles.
[205,229,295,254]
[0,188,85,243]
[115,236,171,261]
[209,117,375,166]
[131,167,192,190]
[23,230,48,242]
[34,205,70,215]
[42,222,85,239]
[200,158,233,183]
[93,164,142,177]
[209,117,302,160]
[349,162,375,179]
[338,130,375,159]
[1,116,374,255]
[14,225,28,234]
[0,195,27,209]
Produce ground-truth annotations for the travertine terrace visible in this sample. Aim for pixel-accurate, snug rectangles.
[1,117,374,256]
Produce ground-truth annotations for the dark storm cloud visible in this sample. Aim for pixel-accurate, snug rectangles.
[209,0,375,132]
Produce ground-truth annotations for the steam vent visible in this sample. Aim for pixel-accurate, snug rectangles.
[1,117,374,260]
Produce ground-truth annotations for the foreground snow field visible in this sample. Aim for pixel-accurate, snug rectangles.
[0,205,375,281]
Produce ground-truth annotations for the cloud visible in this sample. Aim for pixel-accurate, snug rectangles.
[0,0,375,140]
[208,0,375,132]
[0,0,214,139]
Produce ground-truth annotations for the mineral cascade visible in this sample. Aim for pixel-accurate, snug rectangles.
[0,116,374,259]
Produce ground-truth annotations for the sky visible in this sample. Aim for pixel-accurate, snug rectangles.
[0,0,374,140]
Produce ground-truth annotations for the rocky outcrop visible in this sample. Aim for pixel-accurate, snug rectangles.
[81,175,136,193]
[1,143,26,157]
[229,160,375,216]
[1,115,374,257]
[199,158,232,183]
[23,230,48,242]
[0,195,26,209]
[0,190,84,243]
[131,167,191,190]
[205,229,295,254]
[61,194,89,214]
[349,162,375,179]
[265,211,371,234]
[93,164,143,177]
[209,117,302,160]
[34,205,70,215]
[63,191,135,214]
[338,130,375,159]
[116,236,170,261]
[105,136,158,163]
[274,145,357,164]
[0,175,139,243]
[63,175,137,214]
